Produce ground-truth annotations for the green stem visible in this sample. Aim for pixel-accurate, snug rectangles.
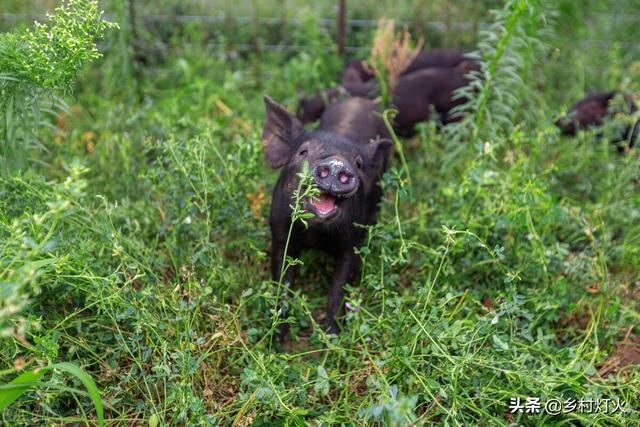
[382,109,412,187]
[473,0,528,140]
[268,162,316,351]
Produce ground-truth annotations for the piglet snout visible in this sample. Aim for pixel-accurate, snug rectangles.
[313,157,358,196]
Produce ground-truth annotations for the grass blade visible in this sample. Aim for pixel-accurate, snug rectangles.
[0,363,103,426]
[49,362,104,426]
[0,369,46,412]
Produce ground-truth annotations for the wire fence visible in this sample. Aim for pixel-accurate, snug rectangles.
[2,11,637,51]
[0,12,476,29]
[2,5,636,94]
[1,8,638,56]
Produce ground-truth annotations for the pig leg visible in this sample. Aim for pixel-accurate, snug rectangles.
[271,236,300,341]
[271,237,299,286]
[327,249,361,334]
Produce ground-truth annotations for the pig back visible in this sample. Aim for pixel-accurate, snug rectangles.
[404,49,470,74]
[319,97,390,145]
[392,67,470,132]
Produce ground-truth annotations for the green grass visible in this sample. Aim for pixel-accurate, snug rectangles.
[1,0,640,426]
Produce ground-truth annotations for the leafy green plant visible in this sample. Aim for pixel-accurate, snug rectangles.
[0,163,89,339]
[448,0,550,145]
[1,0,639,425]
[0,0,115,174]
[269,160,319,350]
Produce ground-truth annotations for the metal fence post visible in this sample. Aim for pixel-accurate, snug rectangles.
[337,0,346,56]
[225,0,233,52]
[280,0,287,42]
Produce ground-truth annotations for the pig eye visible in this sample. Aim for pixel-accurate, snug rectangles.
[298,149,308,157]
[355,157,363,169]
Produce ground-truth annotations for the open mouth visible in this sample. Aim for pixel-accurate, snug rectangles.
[307,192,339,219]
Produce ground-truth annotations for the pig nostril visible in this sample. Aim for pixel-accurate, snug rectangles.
[319,167,330,179]
[339,172,351,184]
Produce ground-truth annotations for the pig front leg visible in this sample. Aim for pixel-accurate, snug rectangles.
[270,234,300,342]
[327,249,361,334]
[271,236,299,286]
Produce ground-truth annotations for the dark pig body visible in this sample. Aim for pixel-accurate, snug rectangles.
[340,48,479,85]
[391,66,472,135]
[297,80,378,124]
[556,91,618,136]
[556,91,639,150]
[263,96,392,338]
[341,58,376,84]
[303,52,478,130]
[403,48,479,75]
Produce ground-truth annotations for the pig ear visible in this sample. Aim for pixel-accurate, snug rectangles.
[366,138,393,173]
[262,96,304,168]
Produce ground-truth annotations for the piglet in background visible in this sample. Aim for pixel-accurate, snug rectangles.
[556,91,639,151]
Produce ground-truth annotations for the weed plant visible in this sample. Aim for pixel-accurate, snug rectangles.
[0,0,639,425]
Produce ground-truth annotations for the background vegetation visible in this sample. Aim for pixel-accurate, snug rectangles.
[1,0,639,425]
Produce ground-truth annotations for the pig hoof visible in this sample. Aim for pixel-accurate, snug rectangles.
[326,322,341,335]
